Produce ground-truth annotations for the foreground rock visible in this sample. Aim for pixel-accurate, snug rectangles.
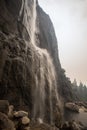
[29,123,59,130]
[0,100,9,114]
[14,111,28,118]
[0,112,15,130]
[21,116,30,125]
[61,120,86,130]
[65,102,79,113]
[75,102,87,109]
[12,110,30,130]
[0,100,31,130]
[75,102,87,112]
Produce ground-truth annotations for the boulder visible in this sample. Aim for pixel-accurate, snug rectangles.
[16,117,30,130]
[65,102,79,113]
[21,116,30,125]
[14,110,28,118]
[0,112,15,130]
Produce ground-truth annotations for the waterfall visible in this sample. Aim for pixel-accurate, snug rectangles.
[31,0,37,45]
[19,0,60,124]
[32,49,55,123]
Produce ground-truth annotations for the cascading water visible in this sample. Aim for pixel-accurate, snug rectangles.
[31,0,37,45]
[19,0,60,124]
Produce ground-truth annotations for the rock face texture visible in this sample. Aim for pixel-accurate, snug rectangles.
[0,0,21,34]
[0,0,73,126]
[36,6,73,102]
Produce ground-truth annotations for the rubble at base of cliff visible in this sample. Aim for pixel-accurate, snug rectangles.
[0,100,87,130]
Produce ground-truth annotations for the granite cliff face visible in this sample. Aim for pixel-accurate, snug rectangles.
[36,5,73,102]
[0,0,73,126]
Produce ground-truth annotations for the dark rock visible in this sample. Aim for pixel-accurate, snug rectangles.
[29,123,59,130]
[24,127,30,130]
[75,102,87,109]
[0,31,33,110]
[0,0,21,34]
[61,120,87,130]
[21,116,30,125]
[61,122,69,130]
[8,105,14,118]
[0,112,15,130]
[16,116,30,130]
[0,100,9,114]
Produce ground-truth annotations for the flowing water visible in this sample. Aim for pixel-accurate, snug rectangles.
[19,0,60,124]
[64,109,87,127]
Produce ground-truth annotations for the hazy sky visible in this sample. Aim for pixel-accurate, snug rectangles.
[39,0,87,85]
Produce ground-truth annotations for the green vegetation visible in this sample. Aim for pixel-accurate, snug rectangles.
[72,79,87,101]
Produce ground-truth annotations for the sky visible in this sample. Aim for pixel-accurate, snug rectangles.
[39,0,87,85]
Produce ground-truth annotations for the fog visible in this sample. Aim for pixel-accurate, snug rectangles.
[39,0,87,85]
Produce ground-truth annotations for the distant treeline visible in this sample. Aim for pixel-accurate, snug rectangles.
[58,68,87,102]
[72,79,87,101]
